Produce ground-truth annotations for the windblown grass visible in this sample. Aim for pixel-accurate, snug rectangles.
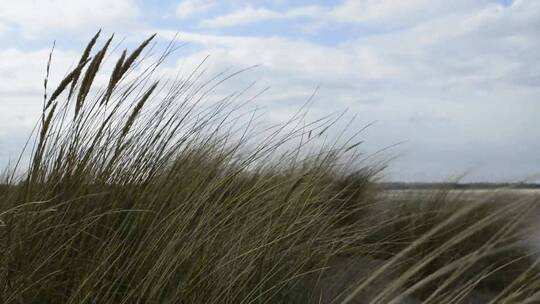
[0,32,539,303]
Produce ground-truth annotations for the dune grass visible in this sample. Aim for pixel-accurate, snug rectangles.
[0,32,539,303]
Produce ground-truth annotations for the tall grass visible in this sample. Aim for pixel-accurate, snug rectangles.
[0,32,539,303]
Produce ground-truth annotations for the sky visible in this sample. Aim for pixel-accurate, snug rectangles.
[0,0,538,182]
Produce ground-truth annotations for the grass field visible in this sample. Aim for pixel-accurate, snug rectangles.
[0,32,539,303]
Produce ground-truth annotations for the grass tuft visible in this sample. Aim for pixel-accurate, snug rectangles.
[0,33,539,304]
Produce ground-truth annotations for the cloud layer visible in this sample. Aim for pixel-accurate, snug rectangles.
[0,0,140,37]
[1,0,538,182]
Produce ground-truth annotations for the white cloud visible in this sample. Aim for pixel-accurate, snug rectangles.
[198,0,488,30]
[157,0,540,181]
[0,0,140,36]
[0,48,80,133]
[161,1,540,103]
[0,47,70,167]
[328,0,486,27]
[1,0,539,182]
[199,5,322,28]
[176,0,216,18]
[200,6,282,28]
[158,30,398,83]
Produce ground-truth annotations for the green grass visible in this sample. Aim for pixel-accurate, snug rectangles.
[0,32,539,303]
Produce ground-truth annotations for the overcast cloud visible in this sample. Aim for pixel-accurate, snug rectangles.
[0,0,538,182]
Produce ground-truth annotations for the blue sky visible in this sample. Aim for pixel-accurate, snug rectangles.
[0,0,539,182]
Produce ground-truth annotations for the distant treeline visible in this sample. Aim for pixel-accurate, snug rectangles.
[378,182,540,190]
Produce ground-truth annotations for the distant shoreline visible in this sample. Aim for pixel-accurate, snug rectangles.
[378,182,540,190]
[3,182,540,191]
